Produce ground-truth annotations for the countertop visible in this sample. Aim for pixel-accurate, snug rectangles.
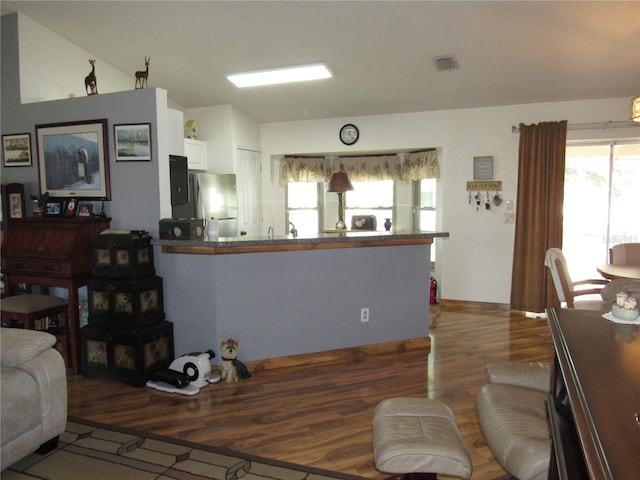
[154,230,449,255]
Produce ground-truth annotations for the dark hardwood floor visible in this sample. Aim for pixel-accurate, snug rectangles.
[67,302,554,480]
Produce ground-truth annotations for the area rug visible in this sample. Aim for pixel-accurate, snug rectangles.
[1,417,366,480]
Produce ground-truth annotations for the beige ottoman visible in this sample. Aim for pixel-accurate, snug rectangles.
[373,398,472,479]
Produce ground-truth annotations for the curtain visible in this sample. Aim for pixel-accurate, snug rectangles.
[510,120,567,313]
[403,150,440,180]
[332,155,402,181]
[279,151,440,184]
[279,157,331,185]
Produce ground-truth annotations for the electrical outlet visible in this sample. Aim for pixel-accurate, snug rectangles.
[360,307,370,323]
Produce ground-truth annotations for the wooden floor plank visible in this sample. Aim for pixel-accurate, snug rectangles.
[67,303,554,479]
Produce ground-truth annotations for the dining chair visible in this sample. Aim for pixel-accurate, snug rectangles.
[609,243,640,265]
[544,248,609,310]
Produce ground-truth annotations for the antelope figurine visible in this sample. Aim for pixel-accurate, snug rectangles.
[135,56,150,89]
[84,59,98,95]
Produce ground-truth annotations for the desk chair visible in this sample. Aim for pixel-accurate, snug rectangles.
[544,248,609,310]
[1,294,71,366]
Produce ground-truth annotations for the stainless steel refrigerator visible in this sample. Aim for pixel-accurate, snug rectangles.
[172,172,238,237]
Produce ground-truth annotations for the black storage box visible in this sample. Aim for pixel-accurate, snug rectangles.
[87,275,165,327]
[81,320,174,387]
[93,230,155,278]
[159,218,205,240]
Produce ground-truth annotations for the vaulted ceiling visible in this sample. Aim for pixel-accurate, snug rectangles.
[2,1,638,123]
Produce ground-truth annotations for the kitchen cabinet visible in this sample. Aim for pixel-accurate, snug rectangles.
[184,138,207,171]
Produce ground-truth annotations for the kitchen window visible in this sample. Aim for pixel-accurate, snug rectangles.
[345,180,394,229]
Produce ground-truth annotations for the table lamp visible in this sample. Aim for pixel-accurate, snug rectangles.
[326,171,354,229]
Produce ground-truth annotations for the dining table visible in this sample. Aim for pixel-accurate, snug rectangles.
[597,263,640,280]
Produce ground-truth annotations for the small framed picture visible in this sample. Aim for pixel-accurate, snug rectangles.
[3,183,25,220]
[114,123,152,161]
[3,133,32,167]
[76,201,94,217]
[45,200,63,216]
[473,156,494,180]
[63,198,78,217]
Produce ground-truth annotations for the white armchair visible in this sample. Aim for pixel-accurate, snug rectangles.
[1,328,67,469]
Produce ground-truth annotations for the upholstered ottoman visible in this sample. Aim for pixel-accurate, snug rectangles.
[373,398,472,479]
[476,362,552,480]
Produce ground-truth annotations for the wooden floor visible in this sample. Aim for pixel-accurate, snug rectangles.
[67,302,555,480]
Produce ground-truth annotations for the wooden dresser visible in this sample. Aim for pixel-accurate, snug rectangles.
[2,217,110,373]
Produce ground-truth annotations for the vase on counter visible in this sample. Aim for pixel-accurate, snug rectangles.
[384,218,392,231]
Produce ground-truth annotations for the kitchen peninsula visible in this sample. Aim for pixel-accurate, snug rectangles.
[154,231,447,365]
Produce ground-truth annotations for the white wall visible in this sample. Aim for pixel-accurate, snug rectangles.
[17,13,134,103]
[261,100,639,304]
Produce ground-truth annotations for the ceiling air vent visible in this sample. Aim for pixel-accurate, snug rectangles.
[434,56,458,71]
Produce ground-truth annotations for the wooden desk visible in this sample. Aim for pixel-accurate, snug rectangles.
[546,308,640,479]
[1,217,110,373]
[597,264,640,280]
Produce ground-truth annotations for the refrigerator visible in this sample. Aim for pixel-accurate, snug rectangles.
[172,170,238,237]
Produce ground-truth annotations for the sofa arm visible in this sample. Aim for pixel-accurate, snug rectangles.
[485,362,552,393]
[1,328,67,442]
[23,348,68,441]
[1,328,57,367]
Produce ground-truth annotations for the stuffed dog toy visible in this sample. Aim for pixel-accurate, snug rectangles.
[220,338,251,382]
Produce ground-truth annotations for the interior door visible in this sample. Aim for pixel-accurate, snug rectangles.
[236,148,262,237]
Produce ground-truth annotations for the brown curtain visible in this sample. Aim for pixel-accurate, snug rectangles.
[510,121,567,313]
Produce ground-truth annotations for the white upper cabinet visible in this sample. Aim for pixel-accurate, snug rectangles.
[184,138,207,170]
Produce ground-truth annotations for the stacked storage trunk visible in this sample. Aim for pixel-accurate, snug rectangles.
[81,231,174,386]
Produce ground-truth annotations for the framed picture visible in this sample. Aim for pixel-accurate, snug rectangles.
[114,123,152,161]
[473,156,494,180]
[3,133,32,167]
[3,183,25,220]
[76,201,94,217]
[45,200,63,216]
[63,198,78,216]
[36,119,110,199]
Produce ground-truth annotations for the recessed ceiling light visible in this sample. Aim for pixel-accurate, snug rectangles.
[226,63,332,88]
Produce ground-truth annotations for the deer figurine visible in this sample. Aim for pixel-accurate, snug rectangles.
[84,59,98,95]
[135,56,150,89]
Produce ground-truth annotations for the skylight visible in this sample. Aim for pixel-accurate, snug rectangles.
[226,63,332,88]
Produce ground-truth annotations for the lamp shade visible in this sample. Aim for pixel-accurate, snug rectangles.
[631,97,640,124]
[327,171,354,193]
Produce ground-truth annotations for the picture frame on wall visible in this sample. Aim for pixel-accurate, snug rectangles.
[35,119,111,199]
[114,123,152,162]
[3,133,32,167]
[473,156,494,180]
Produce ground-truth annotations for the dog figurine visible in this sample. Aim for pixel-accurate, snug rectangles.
[220,338,251,382]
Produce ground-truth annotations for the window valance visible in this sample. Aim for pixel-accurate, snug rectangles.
[403,150,440,180]
[332,155,402,181]
[278,150,439,184]
[278,157,331,184]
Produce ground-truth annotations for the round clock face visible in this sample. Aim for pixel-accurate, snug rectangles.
[339,124,359,145]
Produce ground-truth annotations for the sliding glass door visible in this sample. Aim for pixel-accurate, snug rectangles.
[563,141,640,279]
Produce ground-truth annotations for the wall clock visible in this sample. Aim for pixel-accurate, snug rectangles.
[339,124,359,145]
